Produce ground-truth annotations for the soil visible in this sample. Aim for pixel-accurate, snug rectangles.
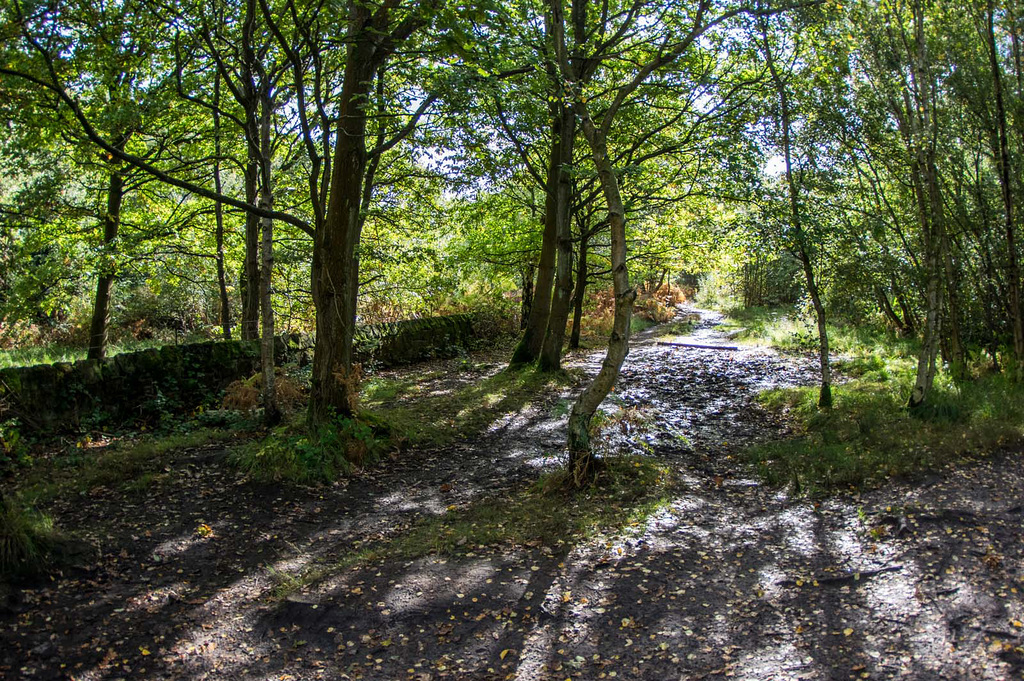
[2,309,1023,680]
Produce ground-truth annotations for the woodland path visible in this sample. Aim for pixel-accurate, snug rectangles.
[2,309,1024,680]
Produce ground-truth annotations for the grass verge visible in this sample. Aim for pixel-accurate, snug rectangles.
[749,369,1024,495]
[17,427,237,505]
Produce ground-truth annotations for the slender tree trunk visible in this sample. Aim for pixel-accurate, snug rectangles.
[239,143,261,340]
[539,103,576,371]
[567,116,636,485]
[909,155,945,409]
[875,286,908,334]
[520,263,534,330]
[87,141,127,361]
[987,0,1024,367]
[892,274,917,336]
[213,73,232,340]
[258,89,280,425]
[939,212,966,376]
[569,228,589,349]
[761,21,832,407]
[509,112,562,367]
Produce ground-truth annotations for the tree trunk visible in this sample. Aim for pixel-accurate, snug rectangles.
[509,112,562,367]
[939,212,966,377]
[761,20,832,408]
[891,274,917,336]
[213,72,232,340]
[258,88,280,425]
[875,286,908,335]
[520,263,534,330]
[538,103,576,371]
[309,39,376,426]
[87,144,126,361]
[567,115,636,485]
[239,143,261,340]
[569,228,589,349]
[909,155,945,409]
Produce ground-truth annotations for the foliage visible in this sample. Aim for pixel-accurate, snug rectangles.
[229,412,399,484]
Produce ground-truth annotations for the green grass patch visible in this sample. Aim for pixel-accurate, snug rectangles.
[630,317,657,334]
[0,497,64,580]
[749,373,1024,494]
[656,319,697,339]
[719,306,919,364]
[267,455,674,598]
[0,339,168,369]
[17,428,235,505]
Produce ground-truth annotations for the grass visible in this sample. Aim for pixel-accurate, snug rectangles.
[267,455,674,598]
[0,497,63,580]
[0,339,170,369]
[719,305,920,361]
[630,317,657,334]
[16,427,236,505]
[656,318,697,340]
[737,306,1024,494]
[230,413,400,484]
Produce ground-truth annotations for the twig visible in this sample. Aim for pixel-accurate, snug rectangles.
[779,564,903,587]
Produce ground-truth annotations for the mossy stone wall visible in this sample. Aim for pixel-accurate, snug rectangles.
[0,314,477,434]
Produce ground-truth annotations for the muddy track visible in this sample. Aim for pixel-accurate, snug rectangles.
[3,309,1023,680]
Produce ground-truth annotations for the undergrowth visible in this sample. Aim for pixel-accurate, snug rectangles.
[229,412,400,484]
[740,305,1024,494]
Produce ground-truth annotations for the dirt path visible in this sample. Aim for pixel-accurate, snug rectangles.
[3,310,1023,680]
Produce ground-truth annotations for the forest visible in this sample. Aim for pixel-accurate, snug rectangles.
[2,0,1024,678]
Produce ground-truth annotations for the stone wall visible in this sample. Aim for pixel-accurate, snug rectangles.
[0,314,477,434]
